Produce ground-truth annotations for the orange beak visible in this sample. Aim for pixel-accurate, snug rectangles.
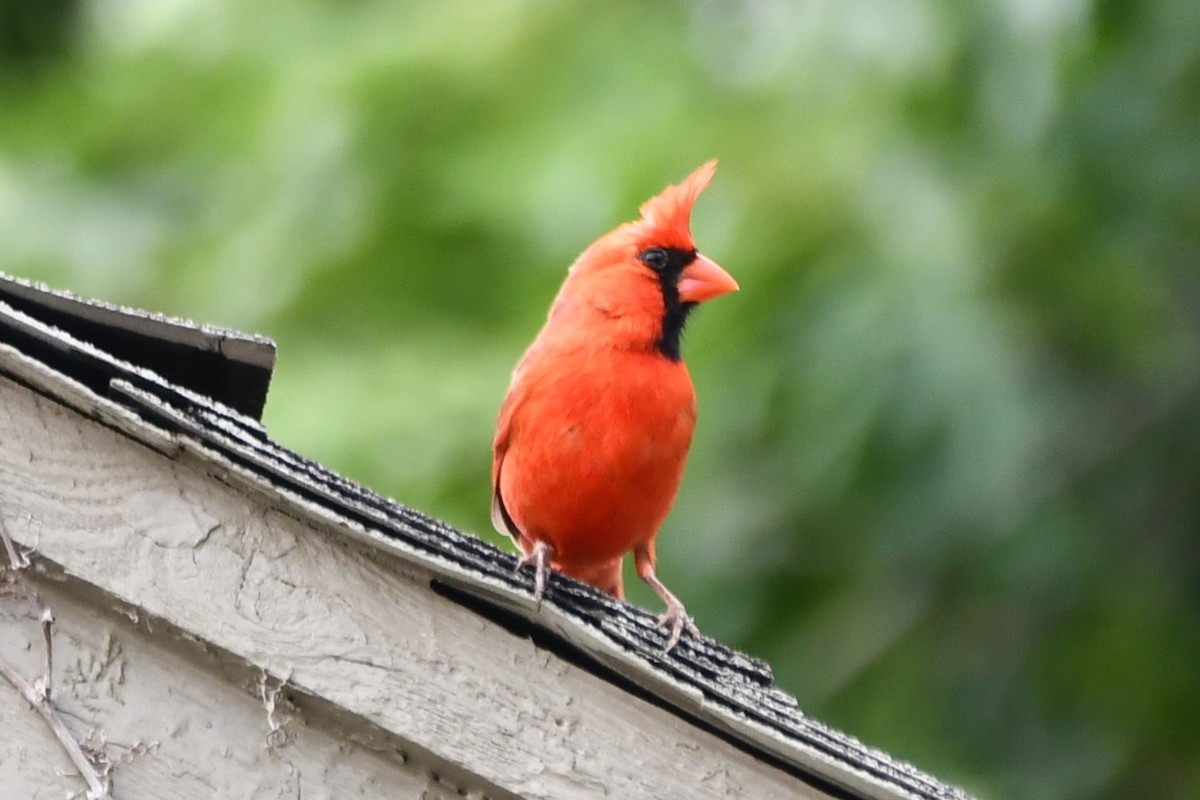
[677,253,739,304]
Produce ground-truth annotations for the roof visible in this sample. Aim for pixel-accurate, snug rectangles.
[0,271,974,800]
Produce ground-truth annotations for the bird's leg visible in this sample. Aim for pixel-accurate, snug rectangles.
[515,540,554,608]
[645,574,700,652]
[634,544,699,651]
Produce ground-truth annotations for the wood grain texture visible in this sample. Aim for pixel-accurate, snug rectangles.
[0,580,457,800]
[0,374,824,799]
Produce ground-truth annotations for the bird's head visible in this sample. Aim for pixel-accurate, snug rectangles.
[558,161,739,360]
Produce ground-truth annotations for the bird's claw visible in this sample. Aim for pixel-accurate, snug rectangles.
[515,541,553,609]
[656,602,700,652]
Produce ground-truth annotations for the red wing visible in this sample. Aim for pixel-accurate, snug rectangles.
[490,364,528,546]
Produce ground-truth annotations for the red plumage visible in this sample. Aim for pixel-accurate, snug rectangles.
[491,161,737,649]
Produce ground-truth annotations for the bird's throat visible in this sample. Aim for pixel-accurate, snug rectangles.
[657,280,695,361]
[651,247,699,361]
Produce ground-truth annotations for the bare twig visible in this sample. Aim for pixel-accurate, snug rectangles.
[40,607,55,700]
[0,649,110,798]
[0,518,110,798]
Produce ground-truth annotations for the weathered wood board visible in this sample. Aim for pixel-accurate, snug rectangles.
[0,373,826,799]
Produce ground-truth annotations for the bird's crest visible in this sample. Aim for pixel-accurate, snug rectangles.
[635,160,717,249]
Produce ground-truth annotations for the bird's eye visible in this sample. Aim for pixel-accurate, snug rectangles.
[639,248,670,272]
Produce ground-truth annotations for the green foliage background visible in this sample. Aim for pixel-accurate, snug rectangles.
[3,2,1198,797]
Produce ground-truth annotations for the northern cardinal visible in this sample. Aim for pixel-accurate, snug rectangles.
[491,161,738,650]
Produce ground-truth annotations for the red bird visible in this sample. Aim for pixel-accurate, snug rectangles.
[491,161,738,650]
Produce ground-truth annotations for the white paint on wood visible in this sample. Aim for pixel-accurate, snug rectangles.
[0,580,471,800]
[0,374,825,799]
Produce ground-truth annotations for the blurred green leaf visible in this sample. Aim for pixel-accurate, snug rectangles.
[3,2,1199,798]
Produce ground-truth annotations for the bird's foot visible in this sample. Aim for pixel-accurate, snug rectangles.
[656,600,700,652]
[635,554,700,652]
[515,541,553,609]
